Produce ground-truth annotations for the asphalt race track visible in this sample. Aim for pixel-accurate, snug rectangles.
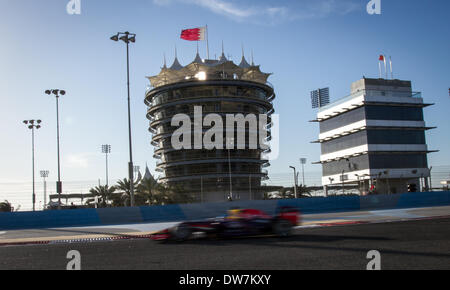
[0,217,449,270]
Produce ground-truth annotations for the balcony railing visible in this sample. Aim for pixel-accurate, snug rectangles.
[159,171,268,180]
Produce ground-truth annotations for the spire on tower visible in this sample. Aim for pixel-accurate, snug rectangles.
[239,44,250,68]
[251,49,255,66]
[218,41,227,63]
[170,46,183,70]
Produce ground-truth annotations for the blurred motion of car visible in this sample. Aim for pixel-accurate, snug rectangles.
[150,206,301,242]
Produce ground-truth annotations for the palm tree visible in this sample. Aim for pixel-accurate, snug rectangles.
[279,188,294,199]
[0,200,12,212]
[135,180,194,206]
[89,185,116,207]
[116,178,140,207]
[136,177,159,205]
[297,184,312,198]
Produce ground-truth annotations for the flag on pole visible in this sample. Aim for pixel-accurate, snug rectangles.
[378,55,387,79]
[378,55,383,78]
[180,27,206,41]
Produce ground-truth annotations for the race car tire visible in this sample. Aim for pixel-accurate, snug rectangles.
[273,219,293,237]
[173,224,192,242]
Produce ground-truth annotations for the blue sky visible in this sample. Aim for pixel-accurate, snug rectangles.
[0,0,449,199]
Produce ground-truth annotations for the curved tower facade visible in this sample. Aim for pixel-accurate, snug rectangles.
[144,51,275,202]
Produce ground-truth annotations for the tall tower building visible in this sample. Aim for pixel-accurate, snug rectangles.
[144,50,275,202]
[314,78,437,195]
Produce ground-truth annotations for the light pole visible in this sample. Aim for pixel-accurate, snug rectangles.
[23,119,41,211]
[45,89,65,209]
[110,31,136,207]
[355,174,361,195]
[328,177,335,196]
[289,166,297,198]
[341,158,351,196]
[299,158,306,186]
[101,145,111,187]
[40,170,49,210]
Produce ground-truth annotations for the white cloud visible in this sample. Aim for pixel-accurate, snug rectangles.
[185,0,258,19]
[154,0,288,23]
[153,0,361,24]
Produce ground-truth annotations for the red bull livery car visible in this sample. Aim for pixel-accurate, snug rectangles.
[150,206,301,242]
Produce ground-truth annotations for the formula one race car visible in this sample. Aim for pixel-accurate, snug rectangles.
[150,206,301,242]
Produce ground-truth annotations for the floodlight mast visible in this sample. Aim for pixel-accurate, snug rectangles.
[40,170,49,210]
[110,31,136,206]
[23,119,42,211]
[102,144,111,187]
[45,89,65,209]
[300,158,307,186]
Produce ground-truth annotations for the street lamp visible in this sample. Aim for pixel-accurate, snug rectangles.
[101,145,111,187]
[45,89,66,209]
[355,174,362,195]
[23,119,42,211]
[40,170,49,210]
[110,31,136,206]
[289,166,297,198]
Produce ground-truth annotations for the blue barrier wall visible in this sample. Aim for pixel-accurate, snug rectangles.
[0,191,449,230]
[0,208,101,230]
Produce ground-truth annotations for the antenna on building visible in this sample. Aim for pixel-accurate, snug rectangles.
[311,88,330,109]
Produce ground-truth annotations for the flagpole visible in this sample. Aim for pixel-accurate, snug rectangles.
[390,56,393,79]
[384,55,387,79]
[206,25,210,60]
[378,61,382,79]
